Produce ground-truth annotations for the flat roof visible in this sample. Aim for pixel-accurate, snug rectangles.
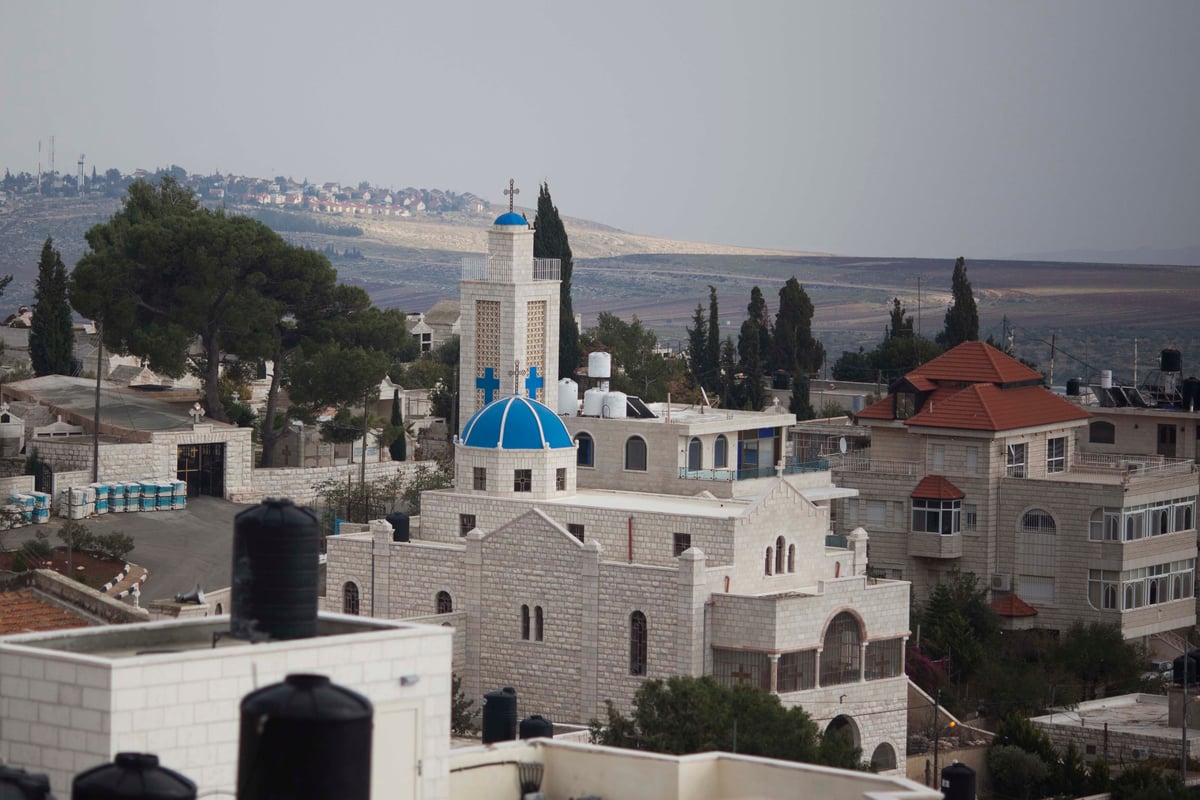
[5,375,230,434]
[1030,693,1176,741]
[538,488,750,518]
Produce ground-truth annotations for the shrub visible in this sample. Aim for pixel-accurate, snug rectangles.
[94,532,135,561]
[57,520,95,552]
[11,551,28,572]
[21,534,52,560]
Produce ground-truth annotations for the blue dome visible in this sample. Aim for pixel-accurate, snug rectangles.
[494,211,527,226]
[461,396,574,450]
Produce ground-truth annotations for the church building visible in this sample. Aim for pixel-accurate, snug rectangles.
[324,195,911,773]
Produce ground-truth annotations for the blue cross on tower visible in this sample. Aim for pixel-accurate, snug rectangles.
[525,366,544,400]
[476,368,500,404]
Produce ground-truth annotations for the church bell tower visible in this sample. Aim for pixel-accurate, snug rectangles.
[457,180,561,432]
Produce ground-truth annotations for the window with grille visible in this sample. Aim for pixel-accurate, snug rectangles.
[567,523,585,541]
[473,467,487,490]
[819,612,862,686]
[963,504,978,531]
[1021,509,1056,534]
[556,468,566,491]
[514,469,532,492]
[777,650,817,692]
[436,591,453,614]
[673,532,691,557]
[630,611,647,675]
[342,582,360,616]
[864,638,903,680]
[1006,443,1027,477]
[459,514,476,537]
[712,648,769,690]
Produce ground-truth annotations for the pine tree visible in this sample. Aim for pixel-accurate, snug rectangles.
[388,389,406,461]
[30,237,74,376]
[718,337,738,407]
[888,297,913,338]
[533,183,581,378]
[771,277,824,374]
[937,257,979,348]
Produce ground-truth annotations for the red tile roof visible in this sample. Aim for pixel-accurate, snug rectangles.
[911,475,965,500]
[905,384,1090,431]
[990,594,1038,618]
[0,589,91,634]
[909,341,1044,385]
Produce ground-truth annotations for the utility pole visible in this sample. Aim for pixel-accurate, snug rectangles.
[92,327,102,483]
[932,688,940,781]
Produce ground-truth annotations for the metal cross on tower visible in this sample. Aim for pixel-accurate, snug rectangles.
[504,178,519,212]
[508,360,528,395]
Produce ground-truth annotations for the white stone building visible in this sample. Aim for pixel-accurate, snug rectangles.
[324,206,912,773]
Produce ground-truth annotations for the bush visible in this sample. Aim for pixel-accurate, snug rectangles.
[21,534,52,560]
[93,532,135,561]
[57,520,94,552]
[11,551,28,572]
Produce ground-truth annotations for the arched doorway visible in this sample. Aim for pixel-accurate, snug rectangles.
[870,741,897,771]
[824,714,861,752]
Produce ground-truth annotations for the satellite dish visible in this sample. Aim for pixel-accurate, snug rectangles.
[839,437,848,454]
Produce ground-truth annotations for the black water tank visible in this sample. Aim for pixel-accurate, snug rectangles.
[1182,377,1200,412]
[238,674,372,800]
[1172,650,1200,685]
[386,511,411,542]
[940,761,976,800]
[519,714,554,740]
[1066,377,1082,396]
[72,753,195,800]
[1162,348,1183,373]
[482,687,518,744]
[231,498,321,641]
[0,764,51,800]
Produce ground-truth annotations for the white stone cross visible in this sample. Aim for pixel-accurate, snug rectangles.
[189,402,206,425]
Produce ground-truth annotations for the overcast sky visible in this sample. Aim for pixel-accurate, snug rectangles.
[2,1,1197,260]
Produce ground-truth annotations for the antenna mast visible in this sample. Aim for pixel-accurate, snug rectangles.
[77,153,85,195]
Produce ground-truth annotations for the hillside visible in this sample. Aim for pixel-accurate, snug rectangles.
[1,195,1198,380]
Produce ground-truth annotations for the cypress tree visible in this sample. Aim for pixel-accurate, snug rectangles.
[789,372,815,420]
[771,277,823,375]
[937,256,979,348]
[388,389,406,461]
[533,183,581,378]
[30,237,74,376]
[705,285,721,392]
[686,302,708,389]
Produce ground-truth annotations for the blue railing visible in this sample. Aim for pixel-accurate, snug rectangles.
[825,534,848,548]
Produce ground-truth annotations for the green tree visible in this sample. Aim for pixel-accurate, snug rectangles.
[1056,622,1142,700]
[533,183,581,378]
[771,277,823,374]
[388,389,407,461]
[868,334,943,383]
[789,373,814,420]
[988,744,1049,800]
[718,337,739,407]
[30,237,74,376]
[686,302,708,389]
[70,178,285,422]
[937,256,979,348]
[831,347,874,382]
[450,673,478,735]
[705,285,721,392]
[888,297,913,339]
[584,312,674,400]
[916,573,998,683]
[736,287,770,410]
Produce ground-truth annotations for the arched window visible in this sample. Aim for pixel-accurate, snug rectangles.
[714,435,728,469]
[436,591,453,614]
[215,603,224,615]
[535,606,544,642]
[870,742,897,771]
[575,433,594,467]
[625,436,647,471]
[819,612,862,686]
[787,544,796,573]
[1020,509,1056,534]
[342,582,360,616]
[630,611,647,675]
[775,536,785,574]
[765,547,773,576]
[687,437,702,471]
[521,604,530,640]
[1089,420,1116,444]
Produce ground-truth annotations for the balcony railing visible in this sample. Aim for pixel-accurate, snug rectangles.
[827,452,922,476]
[1072,452,1195,478]
[461,256,560,282]
[679,466,777,482]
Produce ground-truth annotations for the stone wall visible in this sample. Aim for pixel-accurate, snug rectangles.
[236,459,435,505]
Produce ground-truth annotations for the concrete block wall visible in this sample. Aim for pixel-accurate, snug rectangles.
[323,535,373,615]
[0,618,453,799]
[239,459,434,505]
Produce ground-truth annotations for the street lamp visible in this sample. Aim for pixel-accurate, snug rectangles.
[291,419,304,468]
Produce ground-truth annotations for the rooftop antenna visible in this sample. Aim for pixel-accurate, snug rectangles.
[77,153,85,195]
[48,135,55,177]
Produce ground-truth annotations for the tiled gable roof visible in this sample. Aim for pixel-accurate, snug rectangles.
[909,341,1043,385]
[905,384,1089,431]
[911,475,965,500]
[990,594,1038,618]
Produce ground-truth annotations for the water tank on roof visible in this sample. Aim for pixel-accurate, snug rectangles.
[72,753,196,800]
[602,391,627,419]
[519,714,554,740]
[1101,370,1114,389]
[1162,348,1183,373]
[238,674,372,800]
[557,378,579,416]
[1066,377,1082,396]
[1182,377,1200,412]
[386,512,410,542]
[231,498,320,641]
[0,764,51,800]
[482,687,518,744]
[1172,650,1200,685]
[582,388,606,417]
[588,351,611,379]
[940,761,976,800]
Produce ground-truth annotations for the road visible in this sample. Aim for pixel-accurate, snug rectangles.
[73,496,249,600]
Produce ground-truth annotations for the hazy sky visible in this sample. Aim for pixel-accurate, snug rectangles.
[3,1,1198,259]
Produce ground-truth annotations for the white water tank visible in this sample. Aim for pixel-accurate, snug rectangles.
[557,378,579,415]
[1101,370,1113,389]
[602,391,628,418]
[588,351,612,379]
[583,387,607,417]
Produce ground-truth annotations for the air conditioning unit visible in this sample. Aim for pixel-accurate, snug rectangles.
[1131,747,1149,760]
[990,573,1011,592]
